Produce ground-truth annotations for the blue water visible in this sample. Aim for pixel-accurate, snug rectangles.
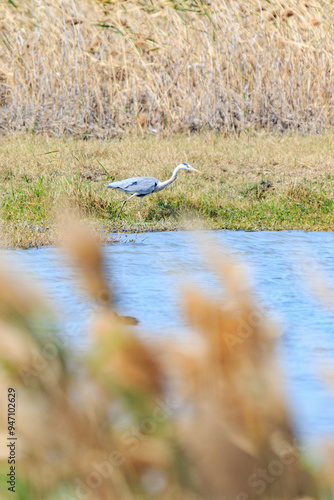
[4,230,334,445]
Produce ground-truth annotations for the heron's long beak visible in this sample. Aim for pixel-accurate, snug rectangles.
[193,168,202,174]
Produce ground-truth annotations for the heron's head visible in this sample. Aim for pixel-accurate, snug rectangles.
[179,162,202,174]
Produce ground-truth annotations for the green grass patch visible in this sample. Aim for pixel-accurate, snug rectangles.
[1,132,334,247]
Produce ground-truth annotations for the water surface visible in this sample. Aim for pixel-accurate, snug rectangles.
[4,230,334,445]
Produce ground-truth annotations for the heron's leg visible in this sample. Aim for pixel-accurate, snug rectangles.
[117,194,137,218]
[137,197,143,219]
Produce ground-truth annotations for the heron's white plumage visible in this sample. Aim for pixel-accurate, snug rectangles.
[108,163,201,217]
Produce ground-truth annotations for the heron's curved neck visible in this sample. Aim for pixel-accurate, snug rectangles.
[155,166,183,192]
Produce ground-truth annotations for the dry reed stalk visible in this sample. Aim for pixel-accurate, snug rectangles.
[0,221,328,499]
[0,222,189,499]
[61,216,112,304]
[166,257,319,498]
[0,0,333,137]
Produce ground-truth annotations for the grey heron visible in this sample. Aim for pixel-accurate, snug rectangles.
[108,162,201,217]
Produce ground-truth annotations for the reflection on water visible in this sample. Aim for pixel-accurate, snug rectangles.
[3,230,334,444]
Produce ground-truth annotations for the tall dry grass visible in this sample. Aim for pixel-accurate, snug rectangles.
[0,0,334,137]
[0,221,332,499]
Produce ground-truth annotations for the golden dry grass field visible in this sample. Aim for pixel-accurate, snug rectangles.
[0,132,334,247]
[0,0,334,136]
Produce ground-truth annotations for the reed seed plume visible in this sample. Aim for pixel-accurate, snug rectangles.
[90,309,163,398]
[0,258,48,320]
[170,257,319,499]
[61,216,112,305]
[1,0,334,136]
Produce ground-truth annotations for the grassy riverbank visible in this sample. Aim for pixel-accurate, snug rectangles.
[1,132,334,247]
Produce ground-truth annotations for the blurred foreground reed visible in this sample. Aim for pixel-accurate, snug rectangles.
[0,222,331,499]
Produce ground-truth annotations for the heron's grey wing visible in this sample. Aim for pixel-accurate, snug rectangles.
[108,177,159,195]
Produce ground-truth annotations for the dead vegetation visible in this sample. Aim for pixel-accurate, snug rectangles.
[0,0,334,137]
